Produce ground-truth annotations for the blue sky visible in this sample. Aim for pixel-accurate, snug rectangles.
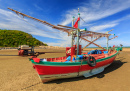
[0,0,130,47]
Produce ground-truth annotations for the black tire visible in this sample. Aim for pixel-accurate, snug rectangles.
[87,56,96,67]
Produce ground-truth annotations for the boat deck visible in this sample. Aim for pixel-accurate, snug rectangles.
[35,51,117,63]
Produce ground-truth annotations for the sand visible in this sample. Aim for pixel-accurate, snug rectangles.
[0,48,130,91]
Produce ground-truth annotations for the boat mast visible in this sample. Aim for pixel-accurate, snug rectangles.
[8,8,118,52]
[71,16,75,47]
[106,29,114,51]
[106,31,109,51]
[77,8,80,55]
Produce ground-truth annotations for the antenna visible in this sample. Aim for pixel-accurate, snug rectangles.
[78,8,79,13]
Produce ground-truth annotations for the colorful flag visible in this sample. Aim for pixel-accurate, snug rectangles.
[73,17,80,28]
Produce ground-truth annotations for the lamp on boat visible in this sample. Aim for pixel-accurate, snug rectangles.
[79,28,87,32]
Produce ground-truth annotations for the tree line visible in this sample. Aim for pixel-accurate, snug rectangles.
[0,29,48,47]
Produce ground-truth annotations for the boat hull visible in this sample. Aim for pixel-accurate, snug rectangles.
[30,52,118,82]
[39,64,110,83]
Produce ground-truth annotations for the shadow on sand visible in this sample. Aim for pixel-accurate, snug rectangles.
[45,59,127,84]
[0,54,37,57]
[0,54,19,56]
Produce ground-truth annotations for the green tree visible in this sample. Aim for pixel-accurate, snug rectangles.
[0,29,48,47]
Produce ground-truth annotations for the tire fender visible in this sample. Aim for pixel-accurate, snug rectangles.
[87,56,96,67]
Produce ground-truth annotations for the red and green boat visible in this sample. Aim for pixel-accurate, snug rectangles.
[29,48,118,83]
[8,8,118,83]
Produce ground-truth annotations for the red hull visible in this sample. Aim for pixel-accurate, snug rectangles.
[34,54,116,75]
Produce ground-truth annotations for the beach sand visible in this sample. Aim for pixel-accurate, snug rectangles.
[0,48,130,91]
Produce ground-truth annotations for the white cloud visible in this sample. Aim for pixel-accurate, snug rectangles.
[0,8,62,39]
[1,0,130,47]
[60,0,130,26]
[89,14,130,32]
[47,33,72,47]
[54,0,130,47]
[108,39,130,47]
[89,23,118,32]
[81,37,130,48]
[33,4,43,11]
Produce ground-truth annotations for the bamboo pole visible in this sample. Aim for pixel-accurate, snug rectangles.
[57,24,77,29]
[109,36,118,40]
[81,37,106,50]
[77,13,80,55]
[71,16,75,47]
[83,36,102,48]
[8,8,112,50]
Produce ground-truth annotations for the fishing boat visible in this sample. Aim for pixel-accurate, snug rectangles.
[29,48,118,83]
[8,8,118,83]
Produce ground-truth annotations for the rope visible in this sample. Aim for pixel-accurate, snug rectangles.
[79,38,82,44]
[80,17,87,23]
[77,60,83,76]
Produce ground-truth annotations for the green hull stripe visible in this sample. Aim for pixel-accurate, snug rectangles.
[30,52,118,66]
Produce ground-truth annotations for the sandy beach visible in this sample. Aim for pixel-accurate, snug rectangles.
[0,48,130,91]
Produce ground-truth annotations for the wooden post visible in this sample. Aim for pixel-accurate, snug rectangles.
[76,9,80,55]
[106,31,109,51]
[81,37,106,50]
[71,16,75,47]
[105,29,113,51]
[83,36,101,48]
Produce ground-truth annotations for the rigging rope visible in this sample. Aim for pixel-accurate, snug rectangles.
[80,17,87,23]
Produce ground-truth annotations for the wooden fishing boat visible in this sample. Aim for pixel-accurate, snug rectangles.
[29,49,118,83]
[8,8,118,83]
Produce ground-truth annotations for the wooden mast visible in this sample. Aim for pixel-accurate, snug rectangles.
[71,16,75,47]
[8,8,117,50]
[76,8,80,55]
[106,31,109,51]
[81,37,105,50]
[106,29,114,51]
[83,36,102,48]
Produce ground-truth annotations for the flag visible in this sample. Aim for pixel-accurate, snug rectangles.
[73,17,80,28]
